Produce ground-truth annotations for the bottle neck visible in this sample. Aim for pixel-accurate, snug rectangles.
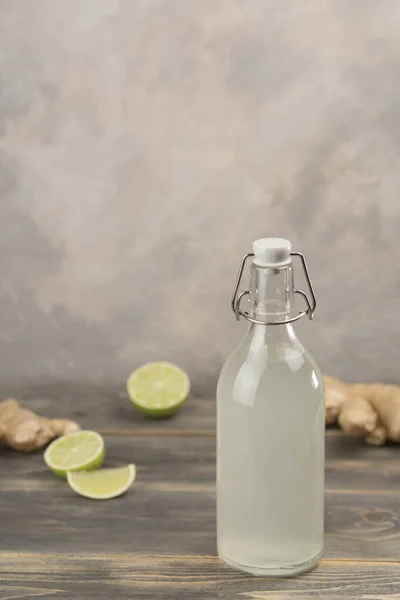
[245,263,297,345]
[249,262,295,324]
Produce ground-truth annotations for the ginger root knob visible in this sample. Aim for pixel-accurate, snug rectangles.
[0,398,80,452]
[324,376,400,446]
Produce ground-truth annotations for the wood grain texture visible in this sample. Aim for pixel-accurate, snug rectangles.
[1,387,399,598]
[0,555,400,599]
[0,383,215,433]
[1,485,399,559]
[2,435,400,490]
[1,437,400,558]
[2,383,400,447]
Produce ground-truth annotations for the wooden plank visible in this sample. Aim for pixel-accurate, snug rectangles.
[3,436,399,491]
[1,449,400,559]
[325,435,400,492]
[2,384,400,454]
[0,384,357,438]
[0,383,215,433]
[325,432,400,461]
[0,554,399,599]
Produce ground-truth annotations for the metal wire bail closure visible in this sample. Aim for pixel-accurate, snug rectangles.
[231,252,317,326]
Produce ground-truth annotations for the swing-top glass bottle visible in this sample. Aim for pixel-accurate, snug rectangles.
[217,238,325,577]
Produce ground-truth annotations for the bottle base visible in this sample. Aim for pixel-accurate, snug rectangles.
[218,548,323,577]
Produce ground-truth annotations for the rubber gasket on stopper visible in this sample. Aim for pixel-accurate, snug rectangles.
[252,238,292,267]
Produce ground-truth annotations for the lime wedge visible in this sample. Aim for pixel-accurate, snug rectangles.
[126,361,190,417]
[67,464,136,500]
[44,431,105,479]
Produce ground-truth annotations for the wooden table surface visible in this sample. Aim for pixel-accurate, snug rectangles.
[1,384,400,599]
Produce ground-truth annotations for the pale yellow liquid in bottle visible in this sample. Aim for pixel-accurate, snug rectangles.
[217,322,325,576]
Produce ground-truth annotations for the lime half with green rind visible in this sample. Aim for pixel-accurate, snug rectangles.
[127,362,190,418]
[44,430,105,479]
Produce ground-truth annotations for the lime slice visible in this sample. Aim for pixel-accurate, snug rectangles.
[44,431,105,479]
[126,361,190,417]
[67,464,136,500]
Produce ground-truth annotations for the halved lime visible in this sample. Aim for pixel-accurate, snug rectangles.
[67,464,136,500]
[44,430,105,479]
[126,361,190,417]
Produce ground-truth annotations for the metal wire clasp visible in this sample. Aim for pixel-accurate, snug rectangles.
[230,252,317,326]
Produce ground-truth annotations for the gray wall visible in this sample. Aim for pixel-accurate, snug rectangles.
[1,0,400,394]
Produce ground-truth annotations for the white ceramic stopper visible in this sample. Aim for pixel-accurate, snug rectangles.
[252,238,292,267]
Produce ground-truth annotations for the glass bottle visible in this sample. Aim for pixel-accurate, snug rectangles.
[217,238,324,577]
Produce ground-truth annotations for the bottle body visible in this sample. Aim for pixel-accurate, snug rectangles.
[217,323,325,576]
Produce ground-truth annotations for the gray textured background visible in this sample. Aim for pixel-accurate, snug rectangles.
[1,0,400,394]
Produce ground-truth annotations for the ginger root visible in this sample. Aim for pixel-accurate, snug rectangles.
[0,398,80,452]
[324,375,400,446]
